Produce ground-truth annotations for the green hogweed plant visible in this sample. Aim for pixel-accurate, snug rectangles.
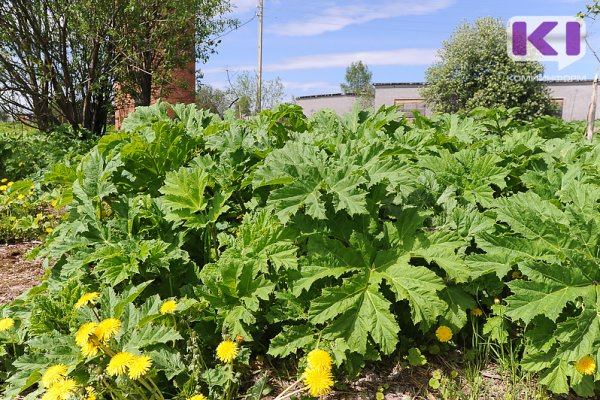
[0,100,599,398]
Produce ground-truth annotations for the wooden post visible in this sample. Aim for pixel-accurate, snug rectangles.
[586,72,598,142]
[256,0,263,113]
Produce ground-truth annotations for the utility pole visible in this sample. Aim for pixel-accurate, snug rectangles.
[256,0,263,113]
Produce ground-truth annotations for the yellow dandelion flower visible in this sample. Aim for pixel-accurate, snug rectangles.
[160,300,177,315]
[0,317,15,331]
[74,292,99,309]
[93,318,121,342]
[18,162,23,167]
[75,322,97,345]
[46,227,53,233]
[0,178,6,182]
[303,367,334,397]
[75,322,98,357]
[435,325,453,343]
[216,340,238,363]
[575,355,596,375]
[81,341,99,357]
[107,351,134,376]
[128,355,152,380]
[42,378,77,400]
[75,322,99,356]
[51,200,58,207]
[41,364,68,388]
[187,395,208,400]
[307,349,333,371]
[0,185,7,191]
[85,386,97,400]
[470,308,483,317]
[17,194,24,200]
[7,182,13,187]
[36,213,43,219]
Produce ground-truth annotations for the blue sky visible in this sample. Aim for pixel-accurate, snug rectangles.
[199,0,600,100]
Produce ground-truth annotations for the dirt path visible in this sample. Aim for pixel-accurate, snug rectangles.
[0,242,45,304]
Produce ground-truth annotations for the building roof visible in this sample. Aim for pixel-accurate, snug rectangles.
[374,79,595,87]
[295,92,355,100]
[374,82,425,87]
[295,80,595,100]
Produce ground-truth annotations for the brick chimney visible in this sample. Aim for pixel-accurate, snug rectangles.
[114,61,196,129]
[114,29,196,130]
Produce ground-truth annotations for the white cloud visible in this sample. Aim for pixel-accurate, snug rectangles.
[201,48,438,75]
[201,65,255,75]
[230,0,258,14]
[269,0,454,36]
[267,48,438,70]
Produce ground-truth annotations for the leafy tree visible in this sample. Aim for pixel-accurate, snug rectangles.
[581,1,600,17]
[196,84,230,116]
[421,17,557,120]
[0,0,116,134]
[226,71,285,116]
[0,0,235,134]
[340,61,375,108]
[113,0,236,108]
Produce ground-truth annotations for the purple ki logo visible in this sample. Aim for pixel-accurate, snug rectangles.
[508,17,586,70]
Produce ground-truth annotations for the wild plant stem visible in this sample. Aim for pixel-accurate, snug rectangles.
[90,305,101,322]
[103,379,127,400]
[131,381,150,400]
[273,378,303,400]
[144,376,166,400]
[276,386,307,400]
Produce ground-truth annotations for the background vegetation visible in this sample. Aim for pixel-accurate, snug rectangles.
[421,17,558,120]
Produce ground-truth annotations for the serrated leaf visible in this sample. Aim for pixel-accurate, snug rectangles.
[268,179,324,223]
[72,147,121,202]
[311,275,399,354]
[539,360,569,395]
[123,324,182,351]
[245,375,271,400]
[149,345,186,380]
[373,261,446,329]
[160,165,231,229]
[326,167,368,215]
[268,325,315,358]
[554,310,599,362]
[439,286,476,330]
[482,316,509,344]
[505,263,594,324]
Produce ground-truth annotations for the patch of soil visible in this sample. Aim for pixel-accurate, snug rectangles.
[0,241,45,304]
[264,352,586,400]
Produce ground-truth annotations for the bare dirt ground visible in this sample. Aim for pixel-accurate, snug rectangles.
[0,241,45,304]
[267,355,585,400]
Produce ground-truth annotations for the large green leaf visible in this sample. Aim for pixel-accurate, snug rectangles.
[373,260,447,328]
[505,263,595,324]
[310,274,399,354]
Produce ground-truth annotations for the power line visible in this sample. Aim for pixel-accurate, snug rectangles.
[214,15,256,40]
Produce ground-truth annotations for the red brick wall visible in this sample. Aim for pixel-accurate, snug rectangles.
[114,61,196,129]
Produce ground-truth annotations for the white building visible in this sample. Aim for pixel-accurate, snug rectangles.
[295,80,596,121]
